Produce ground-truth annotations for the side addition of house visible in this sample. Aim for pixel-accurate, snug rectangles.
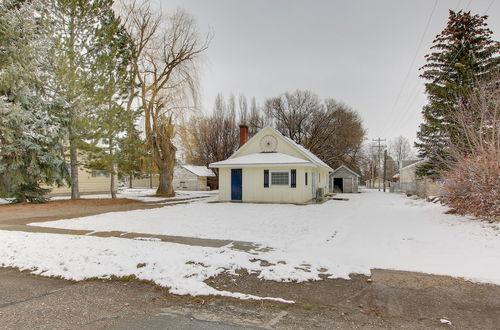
[209,125,332,204]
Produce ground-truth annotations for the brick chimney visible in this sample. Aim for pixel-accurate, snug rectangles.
[239,125,249,147]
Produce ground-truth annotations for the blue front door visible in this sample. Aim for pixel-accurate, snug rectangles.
[231,169,242,201]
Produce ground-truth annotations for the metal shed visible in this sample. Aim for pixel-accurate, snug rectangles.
[329,165,360,193]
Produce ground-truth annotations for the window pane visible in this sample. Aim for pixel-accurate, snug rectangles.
[271,172,289,185]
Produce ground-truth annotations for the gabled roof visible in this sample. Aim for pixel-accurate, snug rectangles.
[209,152,314,168]
[331,165,360,177]
[400,159,426,171]
[216,126,332,171]
[182,165,215,177]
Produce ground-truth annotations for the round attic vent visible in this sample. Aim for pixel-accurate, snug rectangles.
[259,134,278,152]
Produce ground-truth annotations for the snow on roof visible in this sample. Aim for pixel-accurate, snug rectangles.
[182,165,215,177]
[210,152,314,168]
[280,134,333,171]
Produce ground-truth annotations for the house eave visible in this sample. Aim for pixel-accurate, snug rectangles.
[209,162,316,168]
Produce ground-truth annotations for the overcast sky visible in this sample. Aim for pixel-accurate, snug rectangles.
[155,0,499,144]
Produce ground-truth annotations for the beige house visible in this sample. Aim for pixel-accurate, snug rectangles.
[210,126,332,204]
[394,159,443,197]
[48,167,115,196]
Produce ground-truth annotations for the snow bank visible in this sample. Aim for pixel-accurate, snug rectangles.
[0,230,292,303]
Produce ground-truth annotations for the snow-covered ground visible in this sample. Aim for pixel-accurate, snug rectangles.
[1,190,499,302]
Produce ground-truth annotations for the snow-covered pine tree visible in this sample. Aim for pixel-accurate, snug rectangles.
[0,0,68,203]
[415,10,499,177]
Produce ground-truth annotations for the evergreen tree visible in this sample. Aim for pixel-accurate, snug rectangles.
[117,123,146,188]
[415,10,499,177]
[0,0,68,203]
[42,0,121,199]
[84,9,137,198]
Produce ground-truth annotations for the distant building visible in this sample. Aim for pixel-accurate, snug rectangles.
[391,159,443,197]
[173,165,215,191]
[131,165,215,191]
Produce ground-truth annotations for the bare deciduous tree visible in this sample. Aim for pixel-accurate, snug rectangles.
[179,94,239,171]
[120,0,210,196]
[266,91,365,171]
[389,136,413,168]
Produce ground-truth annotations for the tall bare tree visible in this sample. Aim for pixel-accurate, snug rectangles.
[266,91,365,171]
[389,136,413,168]
[121,0,210,196]
[179,93,239,170]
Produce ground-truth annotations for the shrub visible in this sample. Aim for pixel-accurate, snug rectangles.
[442,146,499,221]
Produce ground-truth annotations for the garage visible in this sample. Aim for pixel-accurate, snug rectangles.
[329,165,360,193]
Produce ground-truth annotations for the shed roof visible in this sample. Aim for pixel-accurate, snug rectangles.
[182,165,215,177]
[330,165,360,177]
[209,152,314,168]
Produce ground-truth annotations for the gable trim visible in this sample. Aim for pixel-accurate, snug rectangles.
[229,126,332,171]
[331,165,360,177]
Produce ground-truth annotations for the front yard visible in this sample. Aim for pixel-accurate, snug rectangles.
[0,189,499,303]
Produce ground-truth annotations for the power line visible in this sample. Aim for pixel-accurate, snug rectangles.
[383,0,438,133]
[386,1,494,135]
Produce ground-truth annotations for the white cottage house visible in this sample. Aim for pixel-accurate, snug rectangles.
[209,126,332,204]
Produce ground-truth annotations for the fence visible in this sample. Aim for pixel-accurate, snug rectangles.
[390,179,444,198]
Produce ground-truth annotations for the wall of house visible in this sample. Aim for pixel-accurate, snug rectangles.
[218,166,328,204]
[393,164,444,197]
[131,176,159,189]
[400,166,417,183]
[329,168,358,193]
[47,166,114,196]
[171,167,210,191]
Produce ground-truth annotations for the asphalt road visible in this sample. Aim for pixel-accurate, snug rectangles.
[2,267,500,329]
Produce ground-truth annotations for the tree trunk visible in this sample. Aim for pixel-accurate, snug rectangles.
[110,171,116,199]
[129,173,133,188]
[69,135,80,199]
[154,138,176,197]
[109,145,116,199]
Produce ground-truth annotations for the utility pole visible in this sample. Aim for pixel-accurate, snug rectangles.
[383,149,387,192]
[372,138,386,191]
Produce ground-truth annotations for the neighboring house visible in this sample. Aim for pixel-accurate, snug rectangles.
[392,159,443,197]
[131,165,215,191]
[365,177,391,189]
[209,125,332,204]
[173,165,215,191]
[48,166,115,196]
[329,165,360,193]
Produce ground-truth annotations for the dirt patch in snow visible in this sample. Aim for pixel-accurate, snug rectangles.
[0,198,163,225]
[205,268,500,329]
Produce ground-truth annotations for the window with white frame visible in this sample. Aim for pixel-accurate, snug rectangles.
[270,170,289,186]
